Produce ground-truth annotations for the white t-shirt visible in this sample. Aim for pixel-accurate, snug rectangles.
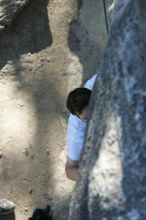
[67,74,97,161]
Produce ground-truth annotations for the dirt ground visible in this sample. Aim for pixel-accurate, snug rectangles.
[0,0,113,219]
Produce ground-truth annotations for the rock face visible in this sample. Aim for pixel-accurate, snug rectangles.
[0,0,32,32]
[69,0,146,219]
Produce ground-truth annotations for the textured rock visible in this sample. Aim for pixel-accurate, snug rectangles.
[0,0,32,32]
[69,0,146,219]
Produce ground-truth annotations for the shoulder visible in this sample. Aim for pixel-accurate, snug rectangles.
[68,114,86,129]
[67,114,86,141]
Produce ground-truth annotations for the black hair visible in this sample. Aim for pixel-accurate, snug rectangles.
[66,87,91,115]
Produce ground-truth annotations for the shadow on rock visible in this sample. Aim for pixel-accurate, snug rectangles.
[68,0,107,82]
[0,212,15,220]
[0,0,53,70]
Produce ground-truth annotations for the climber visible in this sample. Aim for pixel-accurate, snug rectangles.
[65,74,97,181]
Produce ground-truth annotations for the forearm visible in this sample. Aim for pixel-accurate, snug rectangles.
[65,165,78,181]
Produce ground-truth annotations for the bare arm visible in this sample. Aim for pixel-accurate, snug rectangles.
[65,158,79,181]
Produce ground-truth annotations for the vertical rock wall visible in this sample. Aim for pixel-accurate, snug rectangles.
[69,0,146,219]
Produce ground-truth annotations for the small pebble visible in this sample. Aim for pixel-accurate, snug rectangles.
[0,151,2,158]
[0,25,4,31]
[29,188,32,194]
[22,149,29,156]
[46,149,50,155]
[24,207,28,212]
